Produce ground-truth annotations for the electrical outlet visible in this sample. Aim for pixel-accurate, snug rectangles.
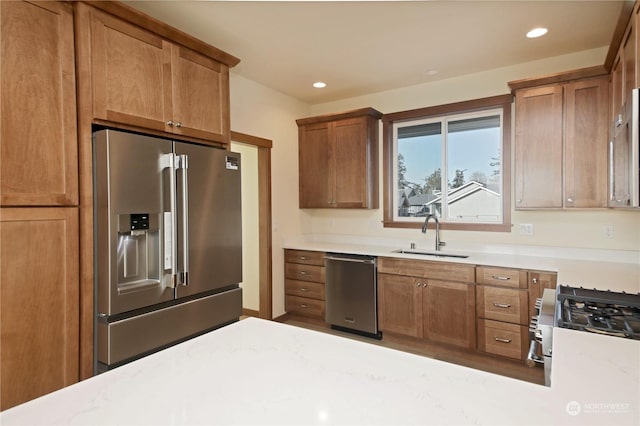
[519,223,534,236]
[605,225,615,239]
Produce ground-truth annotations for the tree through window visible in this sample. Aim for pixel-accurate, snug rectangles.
[382,95,512,231]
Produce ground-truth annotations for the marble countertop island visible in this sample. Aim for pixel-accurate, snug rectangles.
[1,318,638,425]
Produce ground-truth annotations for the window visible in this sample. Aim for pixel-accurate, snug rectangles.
[382,95,512,231]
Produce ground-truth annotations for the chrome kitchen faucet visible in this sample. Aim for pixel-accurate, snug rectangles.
[421,214,445,251]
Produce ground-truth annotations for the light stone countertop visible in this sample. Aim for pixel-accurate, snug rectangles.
[1,318,638,425]
[283,239,640,293]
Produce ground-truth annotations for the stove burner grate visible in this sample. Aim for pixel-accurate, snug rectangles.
[556,287,640,339]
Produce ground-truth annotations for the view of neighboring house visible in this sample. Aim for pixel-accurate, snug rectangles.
[399,181,501,221]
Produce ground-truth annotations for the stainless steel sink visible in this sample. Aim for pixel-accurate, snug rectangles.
[392,249,469,259]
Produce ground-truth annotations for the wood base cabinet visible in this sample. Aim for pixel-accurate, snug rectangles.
[377,258,476,350]
[284,250,326,320]
[475,266,557,361]
[0,208,79,410]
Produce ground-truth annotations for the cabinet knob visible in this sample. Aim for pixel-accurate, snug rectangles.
[567,196,574,203]
[175,122,183,128]
[532,278,538,284]
[416,282,421,287]
[299,271,308,275]
[167,120,174,126]
[615,114,623,127]
[516,199,522,204]
[299,256,308,260]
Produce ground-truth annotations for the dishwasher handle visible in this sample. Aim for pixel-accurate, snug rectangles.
[324,255,376,265]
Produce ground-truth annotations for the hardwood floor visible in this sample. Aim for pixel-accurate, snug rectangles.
[276,315,545,386]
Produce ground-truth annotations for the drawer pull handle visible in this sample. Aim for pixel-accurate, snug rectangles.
[494,337,512,343]
[491,275,511,281]
[300,304,309,308]
[299,256,308,260]
[299,271,308,275]
[300,287,309,292]
[492,302,512,309]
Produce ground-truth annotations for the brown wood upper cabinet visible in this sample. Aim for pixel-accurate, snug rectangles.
[296,108,382,209]
[79,4,232,144]
[1,0,78,206]
[511,74,609,209]
[611,3,638,126]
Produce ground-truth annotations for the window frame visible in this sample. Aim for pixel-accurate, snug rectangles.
[381,94,513,232]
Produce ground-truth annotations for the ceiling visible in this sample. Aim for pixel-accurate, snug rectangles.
[124,1,625,105]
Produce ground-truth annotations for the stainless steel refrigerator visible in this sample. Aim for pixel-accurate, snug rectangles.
[93,129,242,372]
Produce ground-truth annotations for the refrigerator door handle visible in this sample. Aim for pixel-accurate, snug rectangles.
[161,153,178,288]
[178,154,190,286]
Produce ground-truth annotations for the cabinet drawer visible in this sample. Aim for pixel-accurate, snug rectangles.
[378,257,475,282]
[477,319,528,360]
[476,266,527,289]
[477,286,529,325]
[285,263,325,283]
[285,249,325,266]
[285,279,325,300]
[285,295,325,318]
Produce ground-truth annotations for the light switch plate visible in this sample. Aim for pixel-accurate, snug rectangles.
[519,223,534,236]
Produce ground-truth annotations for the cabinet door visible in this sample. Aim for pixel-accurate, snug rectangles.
[298,122,331,208]
[0,207,79,410]
[623,23,636,110]
[170,44,230,143]
[611,54,624,122]
[332,117,368,207]
[377,273,422,337]
[514,85,563,208]
[1,0,78,206]
[527,271,557,319]
[89,7,170,131]
[564,76,609,208]
[423,280,475,349]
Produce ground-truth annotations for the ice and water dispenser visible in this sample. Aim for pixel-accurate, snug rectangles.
[116,213,161,294]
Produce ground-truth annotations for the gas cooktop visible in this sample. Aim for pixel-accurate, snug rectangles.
[556,286,640,339]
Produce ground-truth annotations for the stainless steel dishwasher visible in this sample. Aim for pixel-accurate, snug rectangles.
[324,253,380,339]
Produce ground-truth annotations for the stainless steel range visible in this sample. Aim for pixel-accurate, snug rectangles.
[527,285,640,386]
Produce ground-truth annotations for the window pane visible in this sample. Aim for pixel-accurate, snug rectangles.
[397,122,442,217]
[446,115,501,222]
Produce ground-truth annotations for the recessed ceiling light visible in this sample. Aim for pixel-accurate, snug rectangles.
[526,27,548,38]
[313,81,326,88]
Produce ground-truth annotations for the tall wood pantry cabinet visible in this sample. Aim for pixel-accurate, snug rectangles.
[0,0,79,410]
[1,0,240,409]
[296,108,382,208]
[510,71,609,209]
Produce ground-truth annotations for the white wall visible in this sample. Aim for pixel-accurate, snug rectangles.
[229,74,310,318]
[230,48,640,319]
[230,141,260,312]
